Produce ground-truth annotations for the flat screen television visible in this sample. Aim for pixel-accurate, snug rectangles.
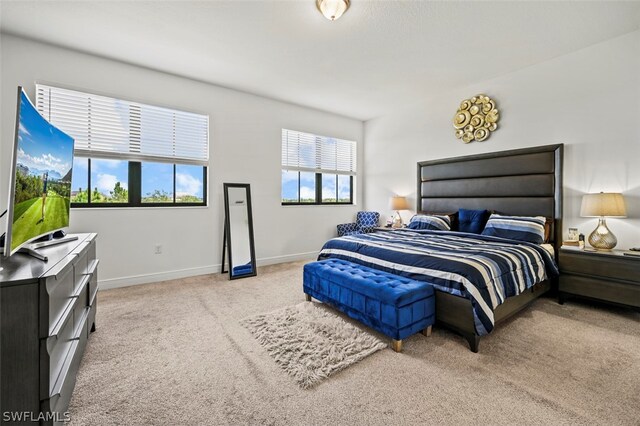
[3,87,75,257]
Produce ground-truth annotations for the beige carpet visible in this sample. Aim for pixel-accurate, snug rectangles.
[69,261,640,425]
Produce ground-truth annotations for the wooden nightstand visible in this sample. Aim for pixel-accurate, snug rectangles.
[374,226,399,231]
[558,247,640,309]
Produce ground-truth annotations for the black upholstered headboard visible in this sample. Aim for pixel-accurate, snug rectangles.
[417,144,563,248]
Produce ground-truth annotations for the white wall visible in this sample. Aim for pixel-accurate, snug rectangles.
[364,30,640,250]
[0,35,363,287]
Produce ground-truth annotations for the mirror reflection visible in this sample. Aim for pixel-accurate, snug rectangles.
[222,183,256,279]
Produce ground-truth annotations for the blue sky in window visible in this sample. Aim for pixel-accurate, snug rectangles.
[91,159,128,195]
[142,162,173,197]
[176,164,203,198]
[300,173,315,200]
[16,91,74,180]
[281,171,298,200]
[282,171,351,201]
[282,171,316,200]
[71,157,88,193]
[338,175,350,200]
[322,174,336,199]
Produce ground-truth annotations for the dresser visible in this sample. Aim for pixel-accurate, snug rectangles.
[1,233,98,425]
[558,246,640,309]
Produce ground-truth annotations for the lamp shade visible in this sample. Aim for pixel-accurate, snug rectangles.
[580,192,627,218]
[390,196,409,211]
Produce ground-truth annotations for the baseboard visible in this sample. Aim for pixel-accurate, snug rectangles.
[98,264,219,290]
[256,251,318,266]
[98,251,318,290]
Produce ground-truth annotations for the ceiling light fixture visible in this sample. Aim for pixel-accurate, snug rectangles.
[316,0,350,21]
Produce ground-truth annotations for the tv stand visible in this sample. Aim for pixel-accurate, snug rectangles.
[1,233,99,423]
[17,246,49,261]
[1,234,79,262]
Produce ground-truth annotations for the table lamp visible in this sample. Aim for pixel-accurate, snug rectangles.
[390,196,409,228]
[580,192,627,250]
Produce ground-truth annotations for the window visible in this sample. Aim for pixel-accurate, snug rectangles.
[36,84,208,207]
[281,129,356,205]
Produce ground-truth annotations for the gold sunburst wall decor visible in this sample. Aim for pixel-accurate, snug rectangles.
[453,94,499,143]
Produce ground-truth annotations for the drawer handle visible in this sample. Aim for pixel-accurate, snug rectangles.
[48,302,74,341]
[48,256,76,280]
[71,241,91,255]
[83,259,100,276]
[70,308,90,342]
[70,274,92,299]
[89,289,98,308]
[49,339,80,399]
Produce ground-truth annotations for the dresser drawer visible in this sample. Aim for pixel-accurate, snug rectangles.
[560,275,640,307]
[89,266,99,304]
[45,308,89,418]
[560,252,640,282]
[72,277,90,330]
[71,241,95,275]
[42,308,75,400]
[45,266,75,338]
[74,248,89,278]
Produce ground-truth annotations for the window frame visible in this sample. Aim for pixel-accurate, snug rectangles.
[280,128,356,206]
[71,158,207,208]
[281,172,353,206]
[37,84,210,209]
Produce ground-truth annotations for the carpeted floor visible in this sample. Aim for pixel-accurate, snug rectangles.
[69,261,640,425]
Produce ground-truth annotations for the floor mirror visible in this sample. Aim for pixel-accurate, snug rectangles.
[221,183,257,280]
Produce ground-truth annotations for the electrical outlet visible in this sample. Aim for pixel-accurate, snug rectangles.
[154,244,162,254]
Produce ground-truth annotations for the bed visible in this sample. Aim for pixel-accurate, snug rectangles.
[321,144,563,352]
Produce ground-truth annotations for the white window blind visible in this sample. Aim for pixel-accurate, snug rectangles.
[281,129,356,175]
[36,84,209,166]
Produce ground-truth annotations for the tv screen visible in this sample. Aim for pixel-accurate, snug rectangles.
[4,87,74,256]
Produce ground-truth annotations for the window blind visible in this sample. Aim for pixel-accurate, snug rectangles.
[281,129,356,175]
[36,84,209,166]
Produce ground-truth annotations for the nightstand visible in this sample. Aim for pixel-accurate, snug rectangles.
[558,247,640,309]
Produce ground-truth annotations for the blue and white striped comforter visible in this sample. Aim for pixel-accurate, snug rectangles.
[318,229,558,336]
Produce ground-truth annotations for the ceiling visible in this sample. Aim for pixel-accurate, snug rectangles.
[1,1,639,121]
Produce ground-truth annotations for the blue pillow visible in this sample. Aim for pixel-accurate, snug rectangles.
[407,214,451,231]
[458,209,489,234]
[481,214,546,244]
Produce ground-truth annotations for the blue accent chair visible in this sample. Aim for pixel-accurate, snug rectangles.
[303,259,436,352]
[337,211,380,237]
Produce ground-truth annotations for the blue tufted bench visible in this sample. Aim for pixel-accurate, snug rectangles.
[303,259,435,352]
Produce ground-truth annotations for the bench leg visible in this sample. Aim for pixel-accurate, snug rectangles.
[391,339,403,353]
[421,325,432,337]
[305,294,311,302]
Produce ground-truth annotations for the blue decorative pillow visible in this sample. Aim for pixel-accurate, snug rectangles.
[481,214,546,244]
[407,214,451,231]
[458,209,489,234]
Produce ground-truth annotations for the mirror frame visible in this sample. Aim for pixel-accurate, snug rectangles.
[222,183,257,280]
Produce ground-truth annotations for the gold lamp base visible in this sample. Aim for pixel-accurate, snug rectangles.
[392,211,404,228]
[588,217,617,251]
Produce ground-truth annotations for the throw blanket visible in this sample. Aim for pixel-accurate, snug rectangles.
[318,229,558,335]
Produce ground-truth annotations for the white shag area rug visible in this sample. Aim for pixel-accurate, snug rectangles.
[240,302,387,389]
